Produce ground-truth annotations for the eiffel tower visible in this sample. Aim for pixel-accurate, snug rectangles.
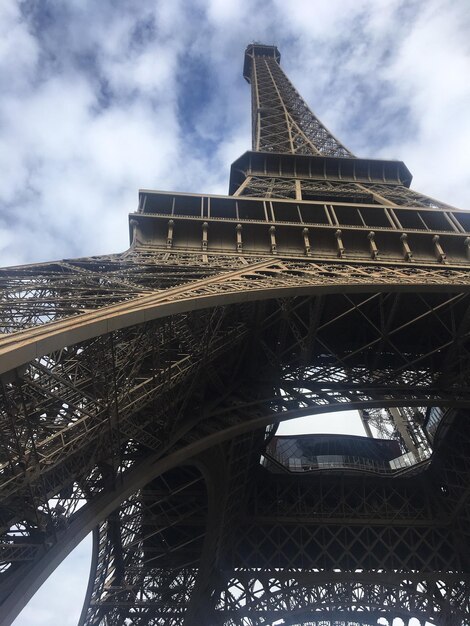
[1,42,470,626]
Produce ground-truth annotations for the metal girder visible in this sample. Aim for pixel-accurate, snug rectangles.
[3,257,470,375]
[2,281,470,624]
[244,44,353,157]
[213,571,469,625]
[2,286,470,621]
[2,43,470,626]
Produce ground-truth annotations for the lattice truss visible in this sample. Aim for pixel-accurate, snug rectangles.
[367,184,456,210]
[81,429,270,626]
[236,178,371,200]
[4,252,470,337]
[247,50,353,157]
[0,251,252,334]
[215,572,469,626]
[237,176,297,199]
[83,465,208,626]
[236,175,457,212]
[361,406,431,458]
[1,41,470,626]
[2,248,470,624]
[81,407,470,626]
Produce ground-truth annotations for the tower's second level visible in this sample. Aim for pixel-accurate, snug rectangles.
[130,45,468,266]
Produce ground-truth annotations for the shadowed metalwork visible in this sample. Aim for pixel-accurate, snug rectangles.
[0,43,469,626]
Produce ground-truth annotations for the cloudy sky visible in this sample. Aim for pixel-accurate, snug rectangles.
[4,0,470,624]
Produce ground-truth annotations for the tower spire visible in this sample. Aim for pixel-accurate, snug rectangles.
[244,43,354,157]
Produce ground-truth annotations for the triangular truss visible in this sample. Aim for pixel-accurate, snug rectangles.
[245,44,353,157]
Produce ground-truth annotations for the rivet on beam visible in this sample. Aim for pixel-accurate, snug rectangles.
[368,231,379,260]
[236,223,243,252]
[167,219,174,249]
[400,233,413,262]
[302,227,311,256]
[269,225,277,254]
[335,229,345,258]
[202,222,209,251]
[130,219,140,246]
[432,235,447,263]
[465,237,470,260]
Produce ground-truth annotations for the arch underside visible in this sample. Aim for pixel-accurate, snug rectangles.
[1,255,470,624]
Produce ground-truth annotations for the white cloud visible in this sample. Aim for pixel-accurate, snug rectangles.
[205,0,245,24]
[0,2,39,91]
[376,1,470,206]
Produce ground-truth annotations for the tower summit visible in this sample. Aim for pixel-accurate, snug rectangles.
[1,45,470,626]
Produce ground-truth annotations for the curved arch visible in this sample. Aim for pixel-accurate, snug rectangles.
[2,257,470,374]
[1,441,233,626]
[78,448,228,626]
[2,399,469,625]
[3,268,470,623]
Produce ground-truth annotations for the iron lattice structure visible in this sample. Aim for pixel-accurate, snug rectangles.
[1,43,470,626]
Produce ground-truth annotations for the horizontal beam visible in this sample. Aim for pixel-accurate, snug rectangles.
[229,151,412,192]
[3,258,470,375]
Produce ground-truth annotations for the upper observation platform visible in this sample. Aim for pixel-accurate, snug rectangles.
[243,43,281,82]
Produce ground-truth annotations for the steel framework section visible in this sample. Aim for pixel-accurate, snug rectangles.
[1,43,470,626]
[244,44,353,157]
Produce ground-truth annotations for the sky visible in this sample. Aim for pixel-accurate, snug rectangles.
[3,0,470,624]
